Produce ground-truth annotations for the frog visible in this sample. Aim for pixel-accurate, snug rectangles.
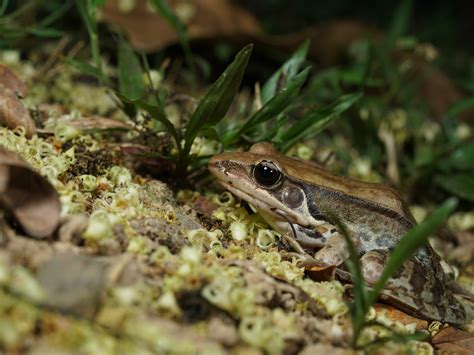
[208,142,473,325]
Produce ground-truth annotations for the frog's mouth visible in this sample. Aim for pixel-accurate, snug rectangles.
[216,180,308,227]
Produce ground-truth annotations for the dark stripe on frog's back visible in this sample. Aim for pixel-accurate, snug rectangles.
[292,177,415,231]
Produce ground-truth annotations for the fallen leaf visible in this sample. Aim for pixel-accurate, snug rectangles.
[432,326,474,354]
[42,115,133,133]
[0,84,36,137]
[373,303,429,331]
[0,147,60,238]
[101,0,260,52]
[0,64,28,98]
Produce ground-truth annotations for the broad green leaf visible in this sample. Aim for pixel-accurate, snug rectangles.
[236,66,311,139]
[280,92,362,152]
[367,198,458,306]
[446,143,474,170]
[183,44,253,153]
[435,174,474,201]
[446,97,474,118]
[261,39,310,104]
[63,57,104,81]
[118,39,145,100]
[116,93,179,143]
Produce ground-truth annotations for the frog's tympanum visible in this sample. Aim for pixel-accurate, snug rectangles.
[208,142,473,325]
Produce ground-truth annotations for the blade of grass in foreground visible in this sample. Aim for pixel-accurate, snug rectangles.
[324,211,368,331]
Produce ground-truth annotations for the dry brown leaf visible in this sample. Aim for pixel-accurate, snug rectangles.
[0,84,36,137]
[101,0,260,52]
[0,64,28,97]
[63,115,132,130]
[41,115,133,134]
[373,303,429,331]
[432,326,474,354]
[0,147,60,238]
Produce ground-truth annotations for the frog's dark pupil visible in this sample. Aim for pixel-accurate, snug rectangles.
[253,162,281,186]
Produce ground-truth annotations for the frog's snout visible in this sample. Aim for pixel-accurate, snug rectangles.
[207,156,224,176]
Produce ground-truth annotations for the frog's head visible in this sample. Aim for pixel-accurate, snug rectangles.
[208,142,315,227]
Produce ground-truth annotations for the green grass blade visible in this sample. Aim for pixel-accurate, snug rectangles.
[118,38,145,100]
[116,93,179,144]
[366,198,458,307]
[183,44,253,154]
[25,27,63,38]
[63,57,105,82]
[149,0,194,71]
[38,0,74,28]
[236,66,310,138]
[75,0,101,76]
[261,39,310,104]
[280,92,361,152]
[325,212,368,328]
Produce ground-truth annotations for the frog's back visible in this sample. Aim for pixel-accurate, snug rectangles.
[277,155,416,224]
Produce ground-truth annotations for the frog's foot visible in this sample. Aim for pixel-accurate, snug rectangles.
[360,249,471,325]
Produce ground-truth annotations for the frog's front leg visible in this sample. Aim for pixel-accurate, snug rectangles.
[313,232,352,266]
[282,228,352,269]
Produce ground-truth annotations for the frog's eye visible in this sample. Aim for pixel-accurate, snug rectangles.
[253,161,282,187]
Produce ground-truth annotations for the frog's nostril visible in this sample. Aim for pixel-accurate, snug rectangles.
[208,159,225,176]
